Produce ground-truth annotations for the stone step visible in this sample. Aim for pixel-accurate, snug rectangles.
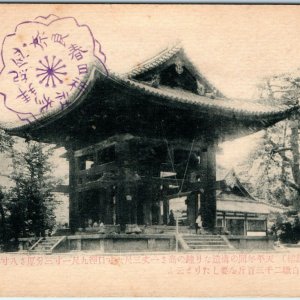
[187,244,227,248]
[183,235,221,237]
[35,243,53,246]
[186,241,227,246]
[183,236,223,239]
[39,241,60,244]
[30,247,51,251]
[37,245,55,249]
[183,237,223,241]
[36,241,57,245]
[181,234,233,251]
[189,244,230,249]
[39,240,60,244]
[187,248,233,252]
[29,251,52,255]
[182,235,221,238]
[31,240,59,250]
[28,236,65,254]
[184,236,224,239]
[35,246,52,250]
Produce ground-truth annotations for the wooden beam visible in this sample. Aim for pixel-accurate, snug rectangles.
[165,191,192,200]
[74,134,206,158]
[72,177,225,193]
[68,149,80,233]
[141,176,225,189]
[74,134,135,157]
[77,161,118,177]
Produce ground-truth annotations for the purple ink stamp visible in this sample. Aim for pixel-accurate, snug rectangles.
[0,14,107,127]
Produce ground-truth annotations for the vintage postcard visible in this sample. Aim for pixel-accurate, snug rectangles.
[0,3,300,297]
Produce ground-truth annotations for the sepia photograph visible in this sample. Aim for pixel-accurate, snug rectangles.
[0,3,299,297]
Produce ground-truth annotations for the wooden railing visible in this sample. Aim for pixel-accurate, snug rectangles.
[50,236,66,253]
[220,235,235,249]
[177,234,190,251]
[28,237,43,251]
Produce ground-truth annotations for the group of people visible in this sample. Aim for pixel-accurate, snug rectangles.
[87,219,104,228]
[84,213,203,233]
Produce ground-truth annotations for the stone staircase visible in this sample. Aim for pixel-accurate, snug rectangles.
[179,234,234,251]
[143,225,195,235]
[29,236,66,254]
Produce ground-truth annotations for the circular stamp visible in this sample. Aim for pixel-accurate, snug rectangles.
[0,14,107,128]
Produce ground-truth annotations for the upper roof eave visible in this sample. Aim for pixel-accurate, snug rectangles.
[125,43,226,98]
[1,66,298,136]
[111,72,299,121]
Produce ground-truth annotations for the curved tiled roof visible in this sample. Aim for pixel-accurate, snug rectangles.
[0,49,298,134]
[0,66,101,132]
[217,197,270,214]
[216,169,287,214]
[126,44,182,78]
[111,73,297,119]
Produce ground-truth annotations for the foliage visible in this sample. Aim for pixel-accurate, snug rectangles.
[0,140,58,252]
[0,130,14,250]
[270,213,300,243]
[238,71,300,209]
[0,129,14,153]
[7,142,58,240]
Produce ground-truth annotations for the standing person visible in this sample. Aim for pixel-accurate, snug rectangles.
[195,213,202,234]
[168,210,176,226]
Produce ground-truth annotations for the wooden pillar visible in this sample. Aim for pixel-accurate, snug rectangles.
[186,192,198,227]
[141,183,152,225]
[118,183,135,226]
[124,183,133,224]
[244,213,248,236]
[143,198,152,225]
[68,148,79,233]
[133,196,138,224]
[78,192,84,229]
[132,187,138,224]
[159,199,163,225]
[127,196,133,224]
[105,187,113,224]
[116,184,126,231]
[163,196,169,225]
[158,185,165,225]
[112,192,117,225]
[200,142,217,230]
[98,188,106,223]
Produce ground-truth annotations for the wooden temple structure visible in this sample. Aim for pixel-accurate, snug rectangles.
[2,45,298,234]
[216,170,270,236]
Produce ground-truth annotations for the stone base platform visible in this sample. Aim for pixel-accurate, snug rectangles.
[18,231,276,253]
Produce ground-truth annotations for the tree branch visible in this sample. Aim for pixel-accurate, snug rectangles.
[271,147,292,153]
[285,180,300,193]
[268,139,293,166]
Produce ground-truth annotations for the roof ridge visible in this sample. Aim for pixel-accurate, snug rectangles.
[226,169,258,201]
[126,42,182,78]
[256,200,288,210]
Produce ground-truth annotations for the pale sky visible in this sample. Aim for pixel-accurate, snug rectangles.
[0,5,299,99]
[0,4,298,175]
